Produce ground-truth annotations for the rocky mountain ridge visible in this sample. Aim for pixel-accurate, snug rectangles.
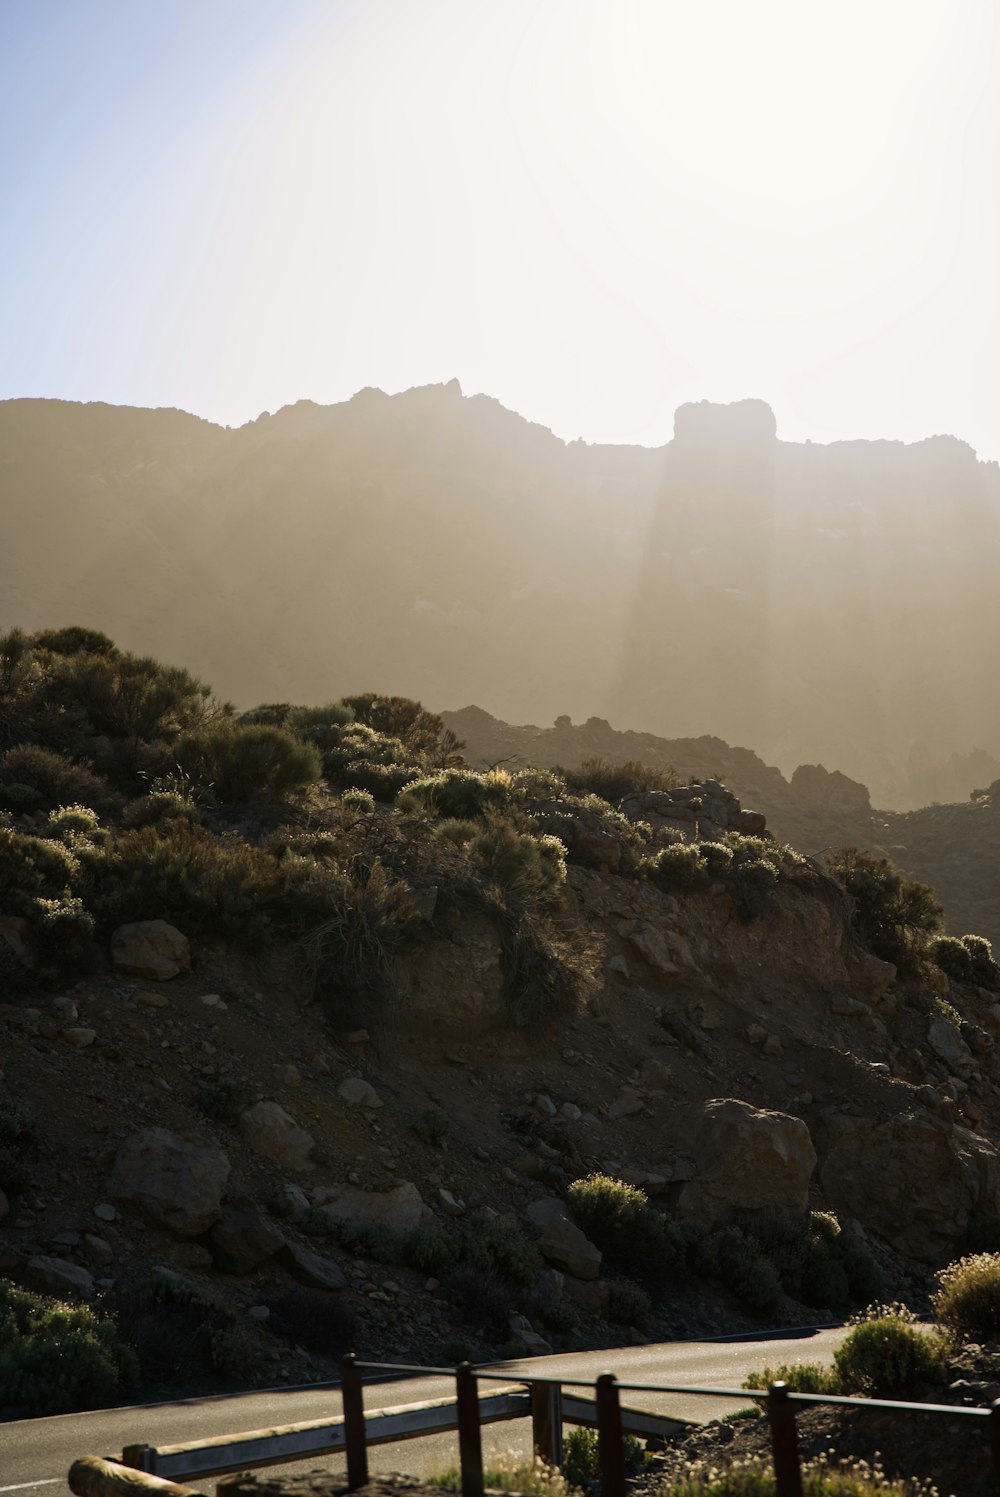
[3,386,1000,807]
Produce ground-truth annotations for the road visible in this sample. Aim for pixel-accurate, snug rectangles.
[0,1326,846,1496]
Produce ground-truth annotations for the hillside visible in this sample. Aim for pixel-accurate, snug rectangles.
[3,388,1000,808]
[3,630,1000,1420]
[445,705,1000,953]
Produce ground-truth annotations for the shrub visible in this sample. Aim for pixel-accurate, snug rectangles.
[696,1226,783,1316]
[434,817,480,848]
[561,757,679,804]
[0,1098,37,1145]
[195,1075,259,1122]
[933,935,974,983]
[561,1427,645,1487]
[401,768,510,821]
[656,1453,937,1495]
[647,842,711,891]
[412,1106,450,1145]
[403,1227,459,1276]
[341,787,376,813]
[435,1455,576,1497]
[0,1279,136,1415]
[46,650,210,745]
[606,1277,652,1326]
[744,1362,838,1394]
[124,788,203,827]
[567,1174,686,1284]
[462,1213,541,1286]
[833,1303,945,1394]
[172,722,322,801]
[26,894,97,971]
[299,859,421,1026]
[961,934,1000,990]
[93,821,275,931]
[829,847,941,974]
[0,743,106,810]
[32,626,119,658]
[471,819,566,903]
[933,1253,1000,1342]
[340,693,464,766]
[0,825,79,905]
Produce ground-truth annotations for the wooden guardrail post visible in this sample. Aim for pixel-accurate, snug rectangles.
[69,1456,199,1497]
[341,1353,369,1490]
[455,1362,485,1497]
[766,1383,803,1497]
[530,1381,563,1467]
[595,1373,626,1497]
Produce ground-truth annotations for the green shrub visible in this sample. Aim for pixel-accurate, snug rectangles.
[339,693,464,766]
[606,1277,652,1326]
[743,1361,838,1394]
[462,1213,540,1286]
[561,757,679,804]
[435,1455,575,1497]
[195,1076,259,1122]
[433,817,480,848]
[829,847,941,974]
[0,1099,37,1146]
[647,842,711,891]
[933,935,974,983]
[0,743,106,810]
[341,787,376,813]
[0,1279,137,1415]
[561,1427,644,1487]
[172,722,322,800]
[46,650,210,745]
[470,819,566,903]
[0,825,79,904]
[567,1174,686,1284]
[298,859,421,1026]
[833,1303,945,1394]
[32,626,118,658]
[403,1227,459,1276]
[412,1106,450,1145]
[124,788,203,827]
[961,934,1000,990]
[401,768,510,820]
[933,1253,1000,1341]
[696,1226,783,1316]
[26,894,96,971]
[93,821,275,930]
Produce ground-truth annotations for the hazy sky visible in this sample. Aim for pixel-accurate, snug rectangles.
[2,0,998,453]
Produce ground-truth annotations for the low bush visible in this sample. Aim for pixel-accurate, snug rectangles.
[933,1253,1000,1342]
[171,722,322,801]
[470,819,567,903]
[567,1174,687,1285]
[561,1427,645,1487]
[961,934,1000,990]
[606,1277,652,1326]
[829,847,941,974]
[0,743,107,810]
[435,1455,575,1497]
[743,1361,838,1394]
[833,1303,945,1395]
[0,1279,137,1415]
[400,768,510,820]
[933,935,974,983]
[656,1453,937,1495]
[561,756,679,804]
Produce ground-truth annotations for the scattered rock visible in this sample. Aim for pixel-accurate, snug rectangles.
[279,1239,347,1291]
[24,1255,95,1299]
[110,1127,230,1238]
[437,1188,464,1216]
[62,1027,96,1048]
[526,1200,602,1280]
[313,1182,425,1234]
[337,1078,383,1110]
[170,1241,214,1271]
[93,1202,117,1222]
[272,1182,311,1224]
[209,1196,285,1275]
[928,1017,976,1078]
[111,921,190,981]
[51,996,78,1022]
[608,1094,644,1120]
[274,1063,302,1087]
[82,1234,114,1266]
[239,1102,315,1171]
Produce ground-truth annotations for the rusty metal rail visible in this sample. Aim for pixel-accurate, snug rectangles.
[92,1354,1000,1497]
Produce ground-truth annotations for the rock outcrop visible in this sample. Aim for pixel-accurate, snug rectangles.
[110,1128,230,1239]
[678,1098,817,1225]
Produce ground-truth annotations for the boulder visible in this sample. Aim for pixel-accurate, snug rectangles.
[110,1127,230,1238]
[312,1181,425,1234]
[927,1017,976,1078]
[337,1078,383,1110]
[239,1102,314,1171]
[111,920,190,980]
[279,1239,347,1291]
[819,1111,1000,1261]
[534,1212,602,1281]
[208,1196,285,1275]
[24,1255,95,1299]
[678,1098,816,1226]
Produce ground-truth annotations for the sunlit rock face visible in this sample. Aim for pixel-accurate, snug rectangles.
[673,397,778,446]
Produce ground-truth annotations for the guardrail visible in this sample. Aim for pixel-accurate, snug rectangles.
[70,1355,1000,1497]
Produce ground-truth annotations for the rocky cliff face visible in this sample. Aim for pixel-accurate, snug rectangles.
[3,387,999,808]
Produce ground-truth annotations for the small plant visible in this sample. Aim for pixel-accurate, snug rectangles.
[400,767,510,820]
[606,1277,652,1326]
[0,743,107,811]
[829,847,941,975]
[172,722,322,801]
[435,1454,578,1497]
[655,1452,937,1495]
[933,935,974,983]
[561,1426,645,1487]
[833,1303,945,1395]
[567,1174,687,1284]
[561,756,679,804]
[341,787,376,813]
[743,1362,838,1394]
[933,1253,1000,1342]
[195,1075,259,1122]
[962,934,1000,990]
[412,1105,450,1145]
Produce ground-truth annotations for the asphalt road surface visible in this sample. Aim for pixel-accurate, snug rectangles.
[0,1325,846,1496]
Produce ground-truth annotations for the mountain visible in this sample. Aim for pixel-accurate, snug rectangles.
[3,385,999,808]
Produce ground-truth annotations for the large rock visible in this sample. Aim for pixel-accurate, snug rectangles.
[111,920,190,980]
[110,1128,230,1238]
[819,1111,1000,1261]
[312,1181,425,1233]
[678,1098,816,1226]
[24,1255,95,1299]
[208,1196,285,1275]
[279,1239,347,1291]
[927,1017,976,1078]
[525,1199,601,1280]
[239,1102,314,1171]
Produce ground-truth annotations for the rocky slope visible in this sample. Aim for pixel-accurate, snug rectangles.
[3,776,1000,1406]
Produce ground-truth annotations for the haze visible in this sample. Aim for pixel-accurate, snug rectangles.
[3,0,998,455]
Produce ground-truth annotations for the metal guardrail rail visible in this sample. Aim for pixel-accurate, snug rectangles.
[69,1354,1000,1497]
